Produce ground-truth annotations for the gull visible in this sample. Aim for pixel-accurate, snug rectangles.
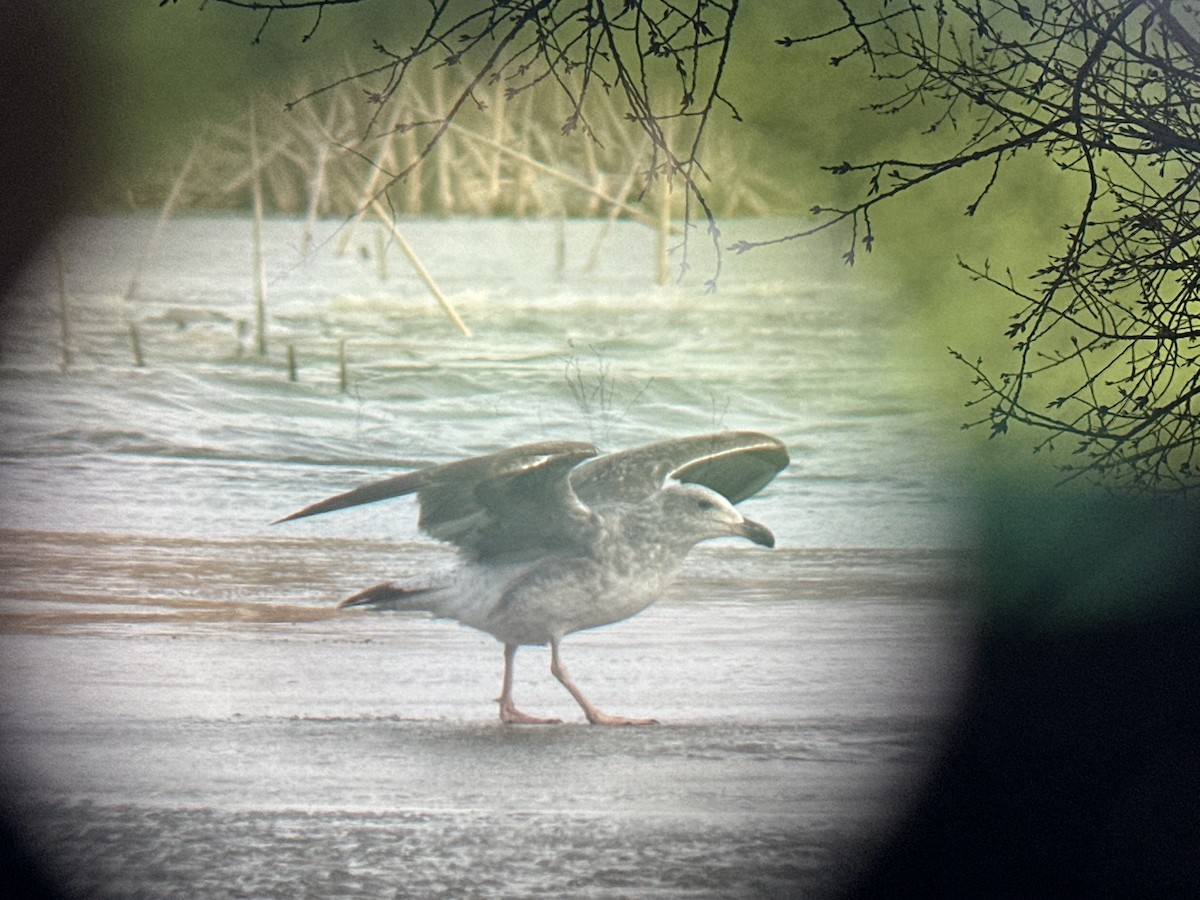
[277,431,788,725]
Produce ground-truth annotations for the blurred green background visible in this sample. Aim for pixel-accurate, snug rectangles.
[25,1,1089,480]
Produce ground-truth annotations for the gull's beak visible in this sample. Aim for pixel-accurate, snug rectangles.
[736,517,775,548]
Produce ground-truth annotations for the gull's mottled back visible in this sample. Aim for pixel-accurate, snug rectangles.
[278,431,788,725]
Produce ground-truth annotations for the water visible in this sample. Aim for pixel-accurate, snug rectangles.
[0,215,969,898]
[1,214,958,546]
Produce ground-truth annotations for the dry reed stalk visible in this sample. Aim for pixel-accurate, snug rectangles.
[333,136,396,255]
[235,320,248,359]
[453,139,504,215]
[315,91,400,253]
[369,198,471,337]
[512,91,536,217]
[264,158,300,213]
[401,127,422,213]
[338,338,348,393]
[286,343,297,382]
[213,136,292,200]
[302,138,331,254]
[581,132,602,216]
[554,216,566,276]
[249,105,268,357]
[373,226,387,281]
[431,72,455,213]
[53,243,70,372]
[450,123,677,232]
[486,82,507,213]
[655,173,672,286]
[129,323,145,368]
[125,137,201,300]
[583,166,640,274]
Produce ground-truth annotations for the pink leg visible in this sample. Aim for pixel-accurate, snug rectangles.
[497,643,560,725]
[550,639,658,726]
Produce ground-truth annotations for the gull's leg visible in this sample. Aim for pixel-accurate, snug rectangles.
[550,639,658,726]
[497,643,560,725]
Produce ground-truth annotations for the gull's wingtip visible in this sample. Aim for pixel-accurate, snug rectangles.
[273,503,351,525]
[270,440,600,529]
[271,500,328,525]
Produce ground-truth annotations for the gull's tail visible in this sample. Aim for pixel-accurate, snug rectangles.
[339,582,436,612]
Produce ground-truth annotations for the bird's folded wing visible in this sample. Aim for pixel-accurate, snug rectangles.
[275,440,601,559]
[570,431,789,508]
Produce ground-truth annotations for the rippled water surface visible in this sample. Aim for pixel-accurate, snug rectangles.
[0,215,969,898]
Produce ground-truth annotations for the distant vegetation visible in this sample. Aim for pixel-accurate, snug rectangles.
[103,67,782,223]
[140,1,1200,495]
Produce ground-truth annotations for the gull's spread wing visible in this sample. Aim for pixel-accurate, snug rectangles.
[570,431,788,509]
[276,432,786,555]
[276,440,600,559]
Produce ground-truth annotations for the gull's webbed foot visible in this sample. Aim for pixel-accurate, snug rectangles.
[497,697,561,726]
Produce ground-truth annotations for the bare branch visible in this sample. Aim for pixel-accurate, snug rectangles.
[785,0,1200,493]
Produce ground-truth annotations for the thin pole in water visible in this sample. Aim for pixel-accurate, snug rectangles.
[554,215,566,278]
[129,323,145,368]
[374,226,388,281]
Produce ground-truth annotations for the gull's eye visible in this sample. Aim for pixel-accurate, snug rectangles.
[697,498,715,511]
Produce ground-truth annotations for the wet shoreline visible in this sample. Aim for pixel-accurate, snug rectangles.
[0,530,967,897]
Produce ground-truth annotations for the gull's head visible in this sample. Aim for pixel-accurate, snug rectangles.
[655,483,775,548]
